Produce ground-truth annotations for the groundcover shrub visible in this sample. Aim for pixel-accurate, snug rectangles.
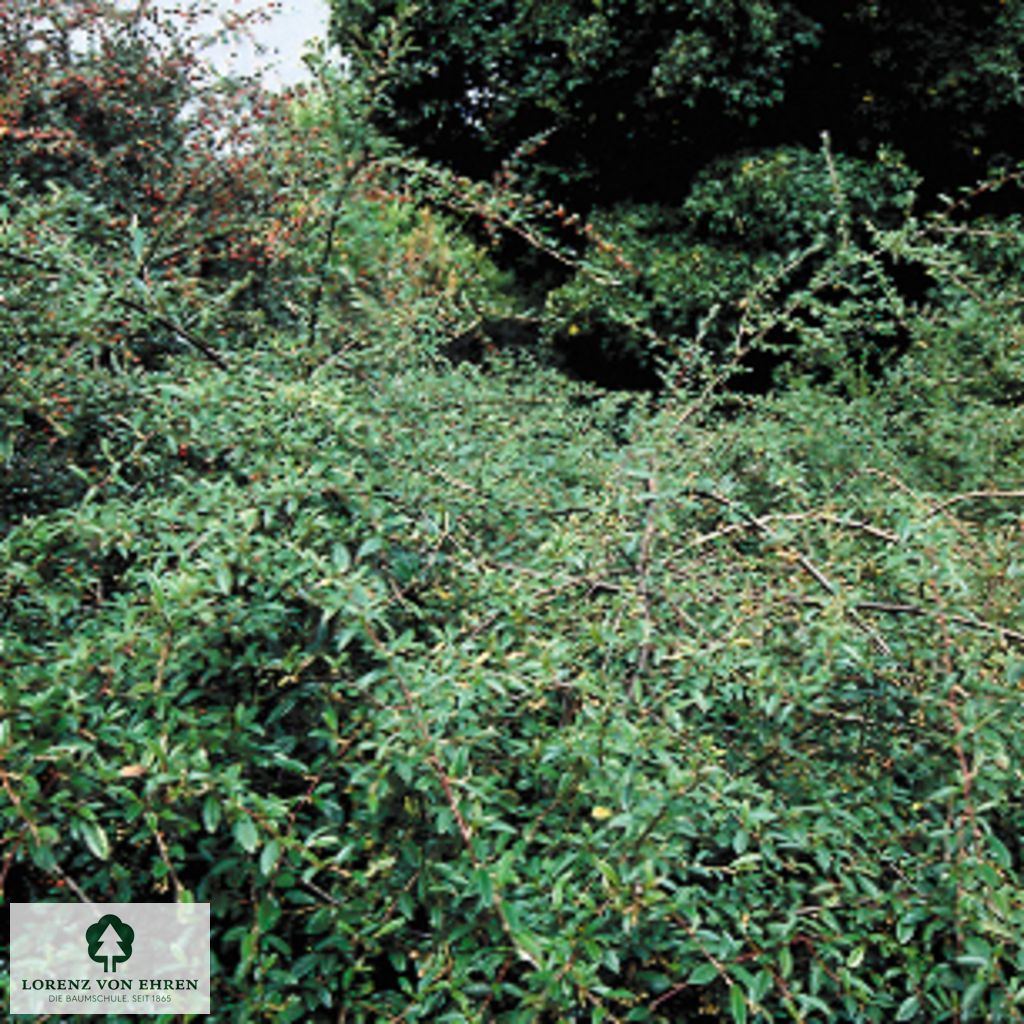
[4,343,1024,1022]
[2,3,1024,1022]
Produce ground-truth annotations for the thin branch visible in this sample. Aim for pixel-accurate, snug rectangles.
[302,877,342,906]
[306,190,346,348]
[114,291,230,370]
[153,828,184,900]
[782,595,1024,646]
[927,490,1024,519]
[52,862,90,903]
[691,510,899,547]
[820,129,850,247]
[627,466,659,700]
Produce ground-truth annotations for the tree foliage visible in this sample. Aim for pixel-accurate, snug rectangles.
[328,0,1024,202]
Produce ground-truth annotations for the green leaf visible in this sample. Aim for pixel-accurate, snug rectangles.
[896,996,919,1021]
[750,970,772,1002]
[962,979,986,1017]
[987,834,1012,869]
[215,563,233,595]
[474,866,493,906]
[202,795,222,833]
[29,841,57,874]
[779,945,793,978]
[688,963,719,985]
[332,543,351,572]
[80,820,110,861]
[260,840,280,877]
[729,983,748,1024]
[357,536,384,560]
[896,916,915,944]
[234,816,259,854]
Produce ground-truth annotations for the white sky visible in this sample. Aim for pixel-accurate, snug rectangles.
[171,0,331,90]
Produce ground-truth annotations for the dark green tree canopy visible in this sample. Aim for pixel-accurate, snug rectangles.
[330,0,1024,202]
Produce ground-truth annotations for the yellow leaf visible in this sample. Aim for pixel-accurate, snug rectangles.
[591,805,613,821]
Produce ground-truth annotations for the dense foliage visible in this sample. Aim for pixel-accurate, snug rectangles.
[328,0,1024,201]
[2,2,1023,1022]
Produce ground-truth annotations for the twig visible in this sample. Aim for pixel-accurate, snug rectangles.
[691,511,899,547]
[52,863,89,903]
[670,240,827,425]
[782,595,1024,646]
[302,877,342,906]
[153,828,184,900]
[306,185,347,349]
[389,157,622,286]
[627,466,659,700]
[114,292,230,370]
[927,489,1024,519]
[820,130,850,247]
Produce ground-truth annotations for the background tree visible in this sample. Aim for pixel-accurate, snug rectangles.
[328,0,1024,203]
[328,0,1024,390]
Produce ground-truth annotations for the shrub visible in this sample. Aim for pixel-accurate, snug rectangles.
[2,6,1023,1023]
[540,144,916,382]
[0,0,292,318]
[5,336,1024,1021]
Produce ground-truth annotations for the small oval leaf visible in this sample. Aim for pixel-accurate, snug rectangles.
[260,840,280,877]
[202,795,222,833]
[80,820,110,861]
[234,816,259,854]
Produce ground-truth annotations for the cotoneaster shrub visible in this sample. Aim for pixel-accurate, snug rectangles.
[4,334,1023,1022]
[2,5,1024,1023]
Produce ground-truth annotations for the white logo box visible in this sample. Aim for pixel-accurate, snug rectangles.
[10,903,210,1016]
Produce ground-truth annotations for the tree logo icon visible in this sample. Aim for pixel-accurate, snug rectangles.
[85,914,135,973]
